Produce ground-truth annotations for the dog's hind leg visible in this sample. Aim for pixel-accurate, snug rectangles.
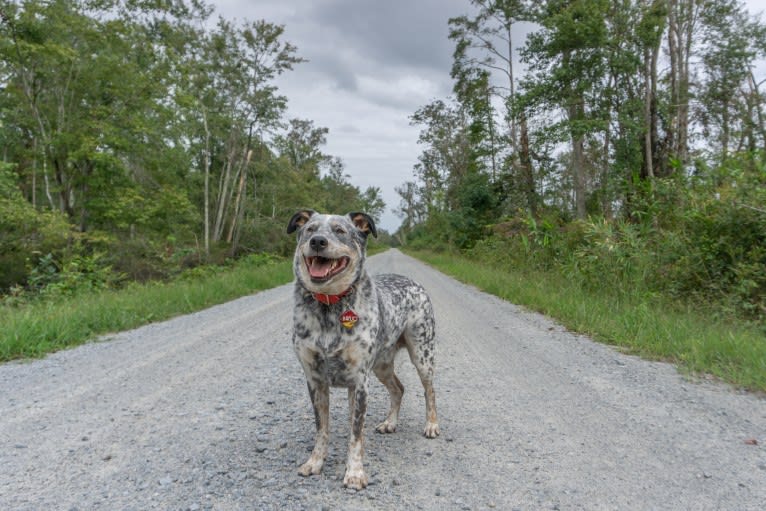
[298,381,330,477]
[373,358,404,434]
[403,321,440,439]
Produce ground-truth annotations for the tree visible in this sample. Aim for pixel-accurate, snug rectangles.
[665,0,702,172]
[520,0,610,219]
[449,0,539,215]
[0,162,70,289]
[0,0,178,231]
[697,0,766,162]
[273,118,330,173]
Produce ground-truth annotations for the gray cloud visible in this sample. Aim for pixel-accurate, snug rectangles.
[308,0,466,73]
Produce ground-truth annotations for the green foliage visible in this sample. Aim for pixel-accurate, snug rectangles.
[0,255,293,361]
[25,252,123,299]
[401,0,766,331]
[0,164,71,289]
[412,249,766,392]
[464,156,766,323]
[0,1,383,298]
[649,164,766,319]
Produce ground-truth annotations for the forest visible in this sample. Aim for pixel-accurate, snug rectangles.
[1,0,765,326]
[0,0,384,296]
[398,0,766,323]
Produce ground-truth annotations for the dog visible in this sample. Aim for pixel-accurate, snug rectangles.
[286,210,439,490]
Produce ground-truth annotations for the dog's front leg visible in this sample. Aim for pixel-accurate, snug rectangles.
[298,381,329,477]
[343,383,368,490]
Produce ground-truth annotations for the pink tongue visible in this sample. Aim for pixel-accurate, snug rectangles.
[309,258,333,278]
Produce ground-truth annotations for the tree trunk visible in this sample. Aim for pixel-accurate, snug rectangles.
[667,0,697,173]
[569,97,587,220]
[212,147,235,243]
[202,107,211,258]
[506,20,518,155]
[747,72,766,153]
[519,111,537,218]
[667,1,679,168]
[226,149,252,247]
[643,46,655,180]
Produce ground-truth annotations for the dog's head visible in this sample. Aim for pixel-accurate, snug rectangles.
[287,210,377,295]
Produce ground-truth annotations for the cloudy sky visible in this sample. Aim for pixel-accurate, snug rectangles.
[214,0,765,232]
[211,0,469,231]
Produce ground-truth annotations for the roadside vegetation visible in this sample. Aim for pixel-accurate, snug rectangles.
[0,1,387,296]
[0,1,392,360]
[396,1,766,391]
[0,255,293,362]
[402,152,766,392]
[411,248,766,393]
[2,0,765,390]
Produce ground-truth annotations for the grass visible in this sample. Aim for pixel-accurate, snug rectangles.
[0,256,294,362]
[411,250,766,393]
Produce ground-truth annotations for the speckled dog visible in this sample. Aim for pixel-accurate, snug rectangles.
[287,210,439,490]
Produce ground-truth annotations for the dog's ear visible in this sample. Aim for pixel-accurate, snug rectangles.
[287,210,316,234]
[348,212,377,238]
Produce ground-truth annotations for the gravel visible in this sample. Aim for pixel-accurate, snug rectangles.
[1,249,764,510]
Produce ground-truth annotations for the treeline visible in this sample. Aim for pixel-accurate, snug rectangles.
[398,0,766,322]
[0,0,384,294]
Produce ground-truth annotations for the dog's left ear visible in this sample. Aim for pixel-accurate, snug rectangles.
[287,209,316,234]
[348,212,378,238]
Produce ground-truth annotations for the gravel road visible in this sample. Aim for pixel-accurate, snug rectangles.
[1,249,764,510]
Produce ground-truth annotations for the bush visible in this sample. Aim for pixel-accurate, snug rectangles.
[471,173,766,322]
[0,164,72,291]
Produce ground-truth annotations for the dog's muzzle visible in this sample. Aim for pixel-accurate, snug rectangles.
[304,255,350,282]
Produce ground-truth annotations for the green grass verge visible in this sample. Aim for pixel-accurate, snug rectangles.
[411,250,766,393]
[0,257,294,362]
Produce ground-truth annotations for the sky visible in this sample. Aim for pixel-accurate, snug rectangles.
[213,0,766,233]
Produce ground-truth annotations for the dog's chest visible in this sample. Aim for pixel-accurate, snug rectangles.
[293,302,379,387]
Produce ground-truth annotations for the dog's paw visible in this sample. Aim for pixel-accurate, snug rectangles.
[343,468,369,490]
[375,420,397,434]
[298,458,323,477]
[423,421,440,439]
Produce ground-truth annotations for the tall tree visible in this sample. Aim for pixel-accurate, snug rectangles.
[449,0,538,215]
[0,0,178,230]
[520,0,610,219]
[665,0,702,172]
[697,0,766,162]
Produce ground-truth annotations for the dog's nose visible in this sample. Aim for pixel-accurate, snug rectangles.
[309,235,328,251]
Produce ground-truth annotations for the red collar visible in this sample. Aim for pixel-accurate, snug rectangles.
[312,288,353,305]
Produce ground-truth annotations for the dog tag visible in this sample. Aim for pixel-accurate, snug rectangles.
[340,310,358,329]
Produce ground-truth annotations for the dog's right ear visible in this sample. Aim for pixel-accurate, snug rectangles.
[287,210,316,234]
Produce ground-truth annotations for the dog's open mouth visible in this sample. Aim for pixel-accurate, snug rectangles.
[305,256,350,281]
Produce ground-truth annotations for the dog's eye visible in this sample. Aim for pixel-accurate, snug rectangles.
[306,226,316,233]
[334,227,346,235]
